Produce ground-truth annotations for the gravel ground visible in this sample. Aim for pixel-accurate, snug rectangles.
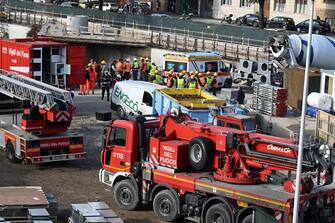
[0,90,176,223]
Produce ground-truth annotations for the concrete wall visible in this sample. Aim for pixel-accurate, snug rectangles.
[7,24,30,39]
[85,44,150,67]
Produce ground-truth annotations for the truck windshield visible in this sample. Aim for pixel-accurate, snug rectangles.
[205,62,218,72]
[165,61,187,72]
[243,119,257,132]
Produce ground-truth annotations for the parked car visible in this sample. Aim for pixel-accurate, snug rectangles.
[236,14,266,27]
[122,2,151,15]
[266,16,295,30]
[296,19,331,34]
[94,2,119,12]
[60,1,78,7]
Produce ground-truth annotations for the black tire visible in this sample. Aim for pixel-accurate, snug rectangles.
[205,203,232,223]
[223,79,232,88]
[297,27,301,32]
[265,23,270,28]
[188,137,213,171]
[283,25,287,30]
[236,20,242,26]
[153,190,179,222]
[253,21,258,27]
[113,179,139,211]
[241,214,253,223]
[6,141,21,163]
[116,106,125,119]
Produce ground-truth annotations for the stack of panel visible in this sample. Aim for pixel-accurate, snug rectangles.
[253,84,288,117]
[69,202,124,223]
[0,217,10,223]
[28,209,52,223]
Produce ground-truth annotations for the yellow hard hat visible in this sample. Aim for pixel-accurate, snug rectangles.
[199,73,203,77]
[214,72,218,76]
[182,70,186,74]
[206,71,211,75]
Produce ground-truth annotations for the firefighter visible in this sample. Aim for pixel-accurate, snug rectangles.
[149,61,157,82]
[124,59,132,80]
[132,58,139,80]
[153,70,161,85]
[206,72,218,96]
[86,65,97,95]
[188,73,198,89]
[101,71,111,101]
[177,72,186,88]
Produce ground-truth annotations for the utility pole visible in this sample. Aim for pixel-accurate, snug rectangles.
[292,0,315,222]
[198,0,201,17]
[99,0,103,10]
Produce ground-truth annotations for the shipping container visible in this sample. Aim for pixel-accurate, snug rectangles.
[0,38,86,88]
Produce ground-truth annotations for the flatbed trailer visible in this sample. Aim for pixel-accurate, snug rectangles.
[0,123,85,163]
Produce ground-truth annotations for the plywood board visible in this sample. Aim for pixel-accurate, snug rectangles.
[0,186,48,207]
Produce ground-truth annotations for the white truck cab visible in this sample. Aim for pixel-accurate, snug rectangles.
[111,81,165,118]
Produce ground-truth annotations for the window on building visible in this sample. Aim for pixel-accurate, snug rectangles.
[221,0,232,5]
[240,0,251,7]
[273,0,286,11]
[295,0,307,14]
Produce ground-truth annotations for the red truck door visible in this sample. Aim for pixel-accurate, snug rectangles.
[67,46,86,87]
[104,126,129,172]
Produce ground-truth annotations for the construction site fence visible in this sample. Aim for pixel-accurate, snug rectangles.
[3,0,277,47]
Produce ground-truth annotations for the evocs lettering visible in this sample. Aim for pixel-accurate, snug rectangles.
[114,87,139,112]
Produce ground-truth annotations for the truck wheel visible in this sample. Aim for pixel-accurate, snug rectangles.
[116,106,125,119]
[205,203,232,223]
[153,190,179,222]
[241,214,253,223]
[188,137,213,171]
[6,141,21,163]
[113,179,139,211]
[223,79,232,88]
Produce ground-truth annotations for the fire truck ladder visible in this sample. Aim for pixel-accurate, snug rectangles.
[0,69,73,108]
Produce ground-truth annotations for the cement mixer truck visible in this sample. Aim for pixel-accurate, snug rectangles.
[269,34,335,70]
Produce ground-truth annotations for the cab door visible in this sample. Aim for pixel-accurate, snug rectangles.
[104,126,129,172]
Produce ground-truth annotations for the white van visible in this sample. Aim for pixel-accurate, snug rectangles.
[111,81,165,118]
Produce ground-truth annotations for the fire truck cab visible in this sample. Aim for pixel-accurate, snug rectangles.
[99,114,335,223]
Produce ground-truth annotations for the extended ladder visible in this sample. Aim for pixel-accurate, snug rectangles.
[0,69,73,110]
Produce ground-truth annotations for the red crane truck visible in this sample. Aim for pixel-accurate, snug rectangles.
[0,69,85,163]
[99,113,335,223]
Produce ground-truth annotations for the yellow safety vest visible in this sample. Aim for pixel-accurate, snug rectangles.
[177,77,185,88]
[189,79,197,89]
[149,65,157,76]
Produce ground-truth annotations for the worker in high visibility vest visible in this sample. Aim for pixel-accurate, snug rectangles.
[149,61,157,82]
[124,59,132,80]
[132,58,139,80]
[167,72,177,88]
[153,70,161,84]
[188,74,198,89]
[177,72,186,88]
[206,72,218,96]
[86,65,97,95]
[146,58,152,82]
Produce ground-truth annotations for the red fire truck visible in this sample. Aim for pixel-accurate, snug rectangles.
[99,113,335,223]
[0,69,85,163]
[0,38,86,89]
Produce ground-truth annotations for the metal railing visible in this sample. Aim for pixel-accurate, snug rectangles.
[5,5,271,61]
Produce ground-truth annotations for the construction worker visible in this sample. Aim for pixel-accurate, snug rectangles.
[79,68,89,95]
[132,58,139,80]
[149,61,157,82]
[198,72,207,88]
[153,70,162,85]
[124,59,132,80]
[177,72,186,88]
[116,58,124,80]
[101,71,111,101]
[88,59,97,70]
[145,58,152,82]
[139,58,147,81]
[167,72,177,88]
[86,65,97,95]
[188,73,198,89]
[206,72,218,96]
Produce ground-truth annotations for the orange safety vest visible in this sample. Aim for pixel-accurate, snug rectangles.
[125,63,132,72]
[116,62,124,72]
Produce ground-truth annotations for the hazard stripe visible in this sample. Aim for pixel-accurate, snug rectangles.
[153,171,290,208]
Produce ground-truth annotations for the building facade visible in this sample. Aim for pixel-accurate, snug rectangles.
[212,0,335,27]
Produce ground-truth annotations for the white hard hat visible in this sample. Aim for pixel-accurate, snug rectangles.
[152,60,155,64]
[126,58,130,62]
[134,58,137,61]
